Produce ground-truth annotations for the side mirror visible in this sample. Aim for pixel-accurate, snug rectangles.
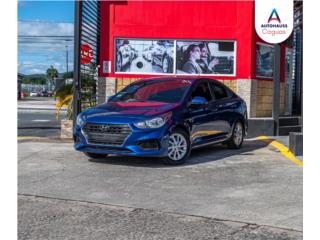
[190,96,208,108]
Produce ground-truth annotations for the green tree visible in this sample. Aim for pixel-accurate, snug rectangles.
[29,76,46,85]
[21,76,46,85]
[21,77,30,84]
[63,71,73,80]
[46,65,59,89]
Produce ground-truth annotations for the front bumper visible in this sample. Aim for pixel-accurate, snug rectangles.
[73,123,170,157]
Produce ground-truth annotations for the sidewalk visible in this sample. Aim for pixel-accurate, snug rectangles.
[261,136,303,161]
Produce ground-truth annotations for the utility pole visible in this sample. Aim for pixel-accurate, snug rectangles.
[73,0,82,126]
[66,44,69,75]
[273,44,281,136]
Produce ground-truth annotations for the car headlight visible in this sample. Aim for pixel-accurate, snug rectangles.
[76,114,85,127]
[134,113,171,129]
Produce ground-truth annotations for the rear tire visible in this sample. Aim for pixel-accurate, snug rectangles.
[84,152,108,159]
[162,129,190,165]
[227,121,244,149]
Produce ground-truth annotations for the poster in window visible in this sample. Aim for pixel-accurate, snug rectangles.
[176,41,235,75]
[115,39,174,74]
[256,44,274,78]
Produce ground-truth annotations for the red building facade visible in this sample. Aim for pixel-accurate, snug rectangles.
[98,0,291,118]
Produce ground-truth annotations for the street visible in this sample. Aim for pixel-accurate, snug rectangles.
[18,97,66,137]
[18,138,303,239]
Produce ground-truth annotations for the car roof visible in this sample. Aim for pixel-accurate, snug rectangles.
[134,76,221,84]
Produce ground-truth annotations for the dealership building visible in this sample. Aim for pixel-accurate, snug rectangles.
[74,0,302,136]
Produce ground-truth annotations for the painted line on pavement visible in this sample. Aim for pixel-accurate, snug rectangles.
[257,136,303,167]
[32,120,51,122]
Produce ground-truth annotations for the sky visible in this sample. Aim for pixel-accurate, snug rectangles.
[18,1,74,75]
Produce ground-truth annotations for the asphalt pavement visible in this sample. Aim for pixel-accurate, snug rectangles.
[18,97,66,137]
[18,138,303,239]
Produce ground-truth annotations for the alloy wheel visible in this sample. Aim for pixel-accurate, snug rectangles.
[233,122,243,146]
[168,133,188,161]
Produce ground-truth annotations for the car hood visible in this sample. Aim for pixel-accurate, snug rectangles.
[82,101,180,124]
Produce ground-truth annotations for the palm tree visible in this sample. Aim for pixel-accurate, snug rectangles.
[46,65,58,90]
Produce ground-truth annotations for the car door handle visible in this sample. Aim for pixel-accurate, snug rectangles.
[211,104,223,111]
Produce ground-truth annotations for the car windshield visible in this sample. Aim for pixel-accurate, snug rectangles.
[110,79,192,103]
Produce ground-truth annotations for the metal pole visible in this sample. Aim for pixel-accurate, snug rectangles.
[273,44,281,136]
[66,45,69,74]
[73,0,82,127]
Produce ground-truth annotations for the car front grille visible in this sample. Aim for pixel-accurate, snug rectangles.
[82,123,132,146]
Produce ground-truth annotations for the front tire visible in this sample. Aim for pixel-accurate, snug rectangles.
[84,152,108,159]
[162,129,190,165]
[227,121,244,149]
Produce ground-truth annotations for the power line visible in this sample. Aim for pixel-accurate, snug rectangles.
[18,35,73,38]
[18,20,73,24]
[19,41,74,44]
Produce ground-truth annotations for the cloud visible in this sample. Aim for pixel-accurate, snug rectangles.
[18,1,29,7]
[19,42,74,54]
[18,21,74,36]
[18,20,74,54]
[18,21,74,74]
[18,61,48,74]
[18,59,74,75]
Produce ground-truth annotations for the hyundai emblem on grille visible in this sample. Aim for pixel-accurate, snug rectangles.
[101,125,110,131]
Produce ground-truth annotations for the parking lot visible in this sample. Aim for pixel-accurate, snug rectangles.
[18,139,302,239]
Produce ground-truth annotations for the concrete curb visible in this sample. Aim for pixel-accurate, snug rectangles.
[257,136,303,167]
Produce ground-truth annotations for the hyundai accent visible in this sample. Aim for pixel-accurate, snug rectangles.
[74,77,247,165]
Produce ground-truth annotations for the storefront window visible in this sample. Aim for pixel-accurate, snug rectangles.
[176,41,235,75]
[115,39,174,74]
[256,43,274,78]
[114,38,236,76]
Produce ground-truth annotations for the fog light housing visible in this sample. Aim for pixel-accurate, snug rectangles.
[74,135,81,144]
[137,139,160,150]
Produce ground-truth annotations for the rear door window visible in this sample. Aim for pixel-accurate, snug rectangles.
[211,83,229,100]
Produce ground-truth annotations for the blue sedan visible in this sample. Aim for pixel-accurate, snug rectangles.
[74,77,247,165]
